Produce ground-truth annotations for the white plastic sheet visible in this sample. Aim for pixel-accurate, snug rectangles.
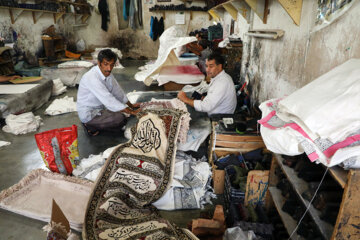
[135,26,197,86]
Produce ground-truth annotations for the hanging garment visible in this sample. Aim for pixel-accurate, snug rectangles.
[153,16,159,41]
[137,0,143,26]
[123,0,130,20]
[116,0,128,30]
[158,16,164,37]
[149,16,155,40]
[129,0,136,30]
[98,0,109,31]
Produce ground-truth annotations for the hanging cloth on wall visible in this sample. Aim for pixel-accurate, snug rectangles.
[150,16,160,41]
[137,0,143,26]
[129,0,136,30]
[116,0,129,30]
[149,16,154,40]
[158,16,164,37]
[154,17,159,40]
[123,0,131,20]
[98,0,109,31]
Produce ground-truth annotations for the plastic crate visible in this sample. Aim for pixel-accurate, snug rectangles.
[224,165,246,207]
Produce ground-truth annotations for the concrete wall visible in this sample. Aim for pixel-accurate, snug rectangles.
[224,1,360,105]
[0,0,213,60]
[0,9,73,62]
[75,0,213,59]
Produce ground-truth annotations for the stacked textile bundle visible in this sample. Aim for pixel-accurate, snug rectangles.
[259,59,360,169]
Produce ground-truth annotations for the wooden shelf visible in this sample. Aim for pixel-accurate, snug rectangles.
[0,6,89,24]
[275,154,333,240]
[208,0,252,23]
[58,0,89,7]
[269,187,304,240]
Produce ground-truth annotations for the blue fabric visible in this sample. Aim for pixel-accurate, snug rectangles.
[243,148,263,162]
[123,0,128,20]
[149,16,154,40]
[129,0,135,30]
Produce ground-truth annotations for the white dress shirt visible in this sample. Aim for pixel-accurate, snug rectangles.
[77,65,128,123]
[193,70,237,116]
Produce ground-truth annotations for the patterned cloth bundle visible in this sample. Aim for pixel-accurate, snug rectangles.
[83,109,197,240]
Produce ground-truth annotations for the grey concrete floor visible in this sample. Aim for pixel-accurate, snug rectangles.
[0,60,217,239]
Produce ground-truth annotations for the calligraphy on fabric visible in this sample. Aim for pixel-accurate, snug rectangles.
[140,98,191,144]
[132,119,161,153]
[83,109,198,240]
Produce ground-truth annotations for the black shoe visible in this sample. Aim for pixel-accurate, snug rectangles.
[82,123,100,137]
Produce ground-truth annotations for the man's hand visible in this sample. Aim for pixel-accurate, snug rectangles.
[0,75,21,83]
[177,91,195,107]
[127,101,141,110]
[132,102,141,108]
[177,91,187,102]
[9,75,21,81]
[122,107,140,116]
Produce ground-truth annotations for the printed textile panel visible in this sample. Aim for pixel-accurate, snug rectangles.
[83,109,197,240]
[140,99,191,144]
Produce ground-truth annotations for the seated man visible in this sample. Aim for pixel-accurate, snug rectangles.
[177,53,237,116]
[0,75,21,83]
[77,49,140,136]
[197,39,212,74]
[186,32,207,56]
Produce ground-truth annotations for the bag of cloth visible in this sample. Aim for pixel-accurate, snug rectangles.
[35,125,79,175]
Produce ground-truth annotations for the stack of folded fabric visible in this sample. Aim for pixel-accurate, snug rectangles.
[259,59,360,169]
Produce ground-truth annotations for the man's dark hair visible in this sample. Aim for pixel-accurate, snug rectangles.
[207,53,225,66]
[198,39,208,49]
[97,49,118,63]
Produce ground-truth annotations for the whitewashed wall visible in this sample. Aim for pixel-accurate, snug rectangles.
[75,0,213,59]
[223,0,360,105]
[0,0,213,60]
[0,9,74,61]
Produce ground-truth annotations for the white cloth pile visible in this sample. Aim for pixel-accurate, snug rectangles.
[135,26,197,86]
[177,117,211,152]
[2,112,42,135]
[259,59,360,169]
[52,78,67,96]
[45,96,77,116]
[72,146,116,181]
[57,61,94,69]
[153,151,214,210]
[0,141,11,148]
[91,48,124,69]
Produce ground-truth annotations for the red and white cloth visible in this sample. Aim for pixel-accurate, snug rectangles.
[259,59,360,168]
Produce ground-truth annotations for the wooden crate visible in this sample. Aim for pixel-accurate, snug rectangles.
[209,122,267,195]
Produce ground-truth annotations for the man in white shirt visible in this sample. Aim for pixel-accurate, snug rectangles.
[77,49,140,136]
[177,53,237,116]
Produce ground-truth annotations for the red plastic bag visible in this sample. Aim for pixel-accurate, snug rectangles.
[35,125,79,175]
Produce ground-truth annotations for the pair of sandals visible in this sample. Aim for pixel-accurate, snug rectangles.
[82,123,100,137]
